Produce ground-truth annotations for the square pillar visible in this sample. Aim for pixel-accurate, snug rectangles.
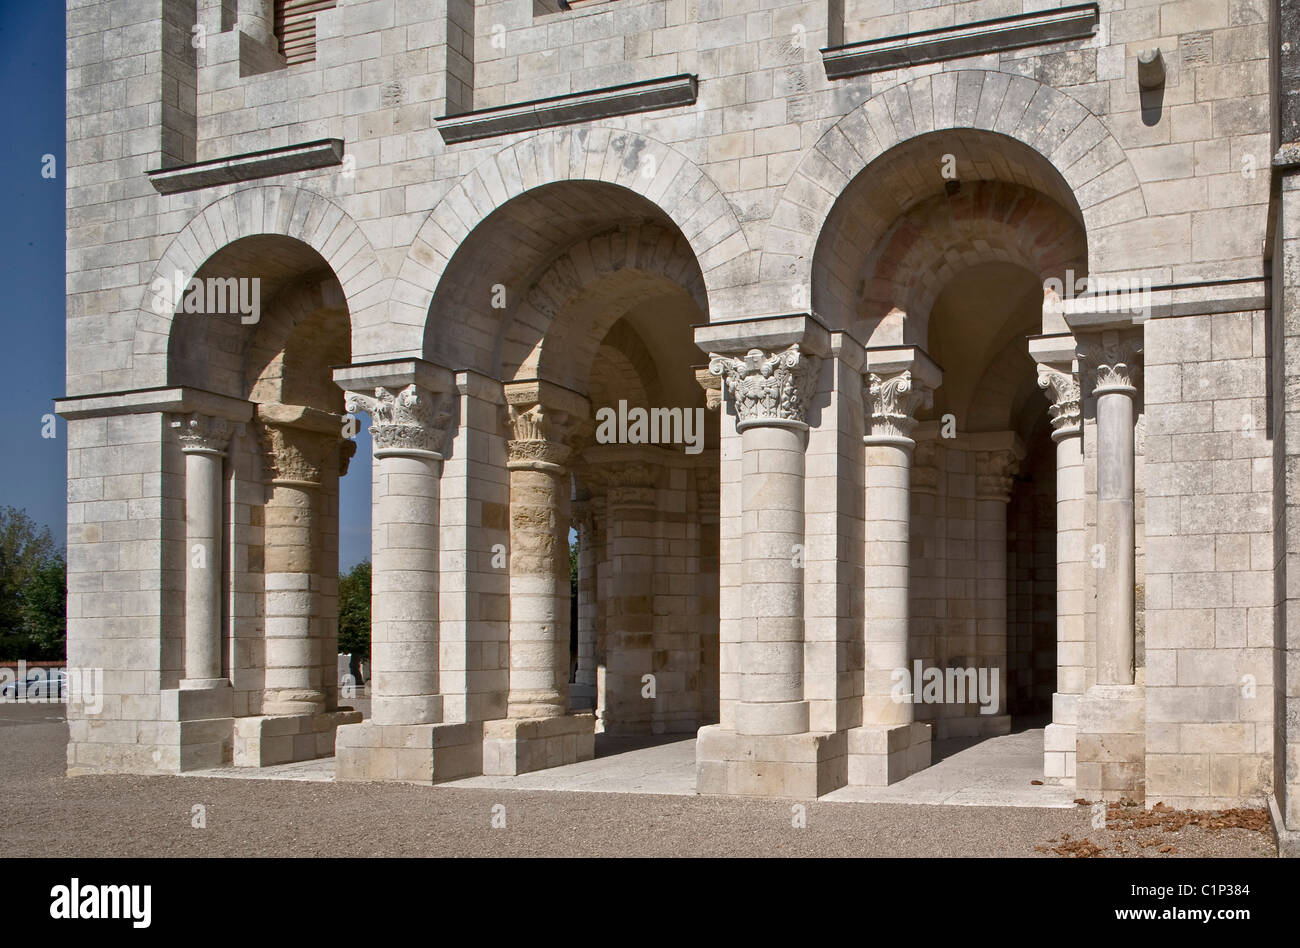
[694,314,846,798]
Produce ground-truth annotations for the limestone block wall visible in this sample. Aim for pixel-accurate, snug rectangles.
[65,412,173,774]
[1144,309,1275,808]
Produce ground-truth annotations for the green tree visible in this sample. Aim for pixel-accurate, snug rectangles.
[338,560,371,675]
[0,507,63,659]
[20,554,66,660]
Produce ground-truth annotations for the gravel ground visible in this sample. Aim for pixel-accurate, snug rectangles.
[0,704,1276,858]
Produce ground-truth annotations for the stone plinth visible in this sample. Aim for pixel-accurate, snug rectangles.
[696,724,847,798]
[335,720,483,783]
[233,708,362,767]
[481,714,596,776]
[1075,683,1145,802]
[159,682,234,771]
[846,722,932,787]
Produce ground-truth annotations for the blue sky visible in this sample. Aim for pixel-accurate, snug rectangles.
[0,3,67,548]
[0,5,373,569]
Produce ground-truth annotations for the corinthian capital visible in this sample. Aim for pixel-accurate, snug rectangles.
[172,413,233,455]
[345,384,453,457]
[1036,364,1082,439]
[1078,331,1143,396]
[865,370,932,442]
[707,343,818,429]
[976,449,1020,502]
[259,423,336,488]
[503,380,589,472]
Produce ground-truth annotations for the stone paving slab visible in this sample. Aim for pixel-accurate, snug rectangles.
[179,727,1075,808]
[822,729,1077,808]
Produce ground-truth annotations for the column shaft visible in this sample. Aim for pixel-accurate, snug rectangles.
[737,422,808,735]
[184,449,224,683]
[1095,387,1136,685]
[370,451,443,725]
[507,465,570,718]
[863,440,913,725]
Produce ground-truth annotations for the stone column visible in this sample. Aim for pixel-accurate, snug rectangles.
[570,493,599,708]
[1034,349,1086,782]
[1084,336,1142,686]
[850,348,940,786]
[708,345,817,737]
[258,414,337,717]
[1071,324,1145,800]
[160,411,241,772]
[693,315,841,799]
[172,413,233,687]
[584,457,660,734]
[343,384,453,727]
[975,446,1019,733]
[480,380,595,775]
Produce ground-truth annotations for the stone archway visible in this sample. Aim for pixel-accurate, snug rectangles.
[767,70,1145,311]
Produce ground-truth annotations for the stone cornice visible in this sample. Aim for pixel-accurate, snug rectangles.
[147,139,344,195]
[56,387,254,423]
[821,3,1099,79]
[436,74,698,145]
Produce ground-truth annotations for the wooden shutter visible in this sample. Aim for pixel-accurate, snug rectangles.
[275,0,336,66]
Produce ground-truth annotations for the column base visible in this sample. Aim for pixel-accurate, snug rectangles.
[159,683,234,771]
[1044,692,1080,783]
[232,709,362,767]
[695,724,847,798]
[335,720,484,783]
[847,722,931,787]
[1075,683,1146,802]
[482,714,596,775]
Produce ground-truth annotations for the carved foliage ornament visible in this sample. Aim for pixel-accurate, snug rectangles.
[1080,336,1143,395]
[504,401,581,469]
[172,413,233,454]
[865,370,932,440]
[345,384,453,456]
[976,449,1020,501]
[260,424,336,487]
[707,344,818,427]
[1036,364,1082,435]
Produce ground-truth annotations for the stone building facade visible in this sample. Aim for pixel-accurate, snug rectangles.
[57,0,1300,839]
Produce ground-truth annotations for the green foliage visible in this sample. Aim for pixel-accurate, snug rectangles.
[0,507,64,660]
[338,559,371,659]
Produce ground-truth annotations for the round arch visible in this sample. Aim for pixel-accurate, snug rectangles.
[396,125,755,360]
[133,185,388,388]
[767,70,1145,307]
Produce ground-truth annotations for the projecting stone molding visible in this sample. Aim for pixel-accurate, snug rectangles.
[436,74,699,144]
[821,4,1100,79]
[147,139,345,195]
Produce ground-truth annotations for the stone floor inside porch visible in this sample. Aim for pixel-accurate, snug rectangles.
[186,723,1078,808]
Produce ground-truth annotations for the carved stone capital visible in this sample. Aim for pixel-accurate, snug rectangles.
[976,449,1020,502]
[1036,363,1082,440]
[503,382,588,473]
[259,423,337,488]
[912,438,940,494]
[339,438,358,477]
[864,369,932,443]
[694,366,723,411]
[172,413,233,455]
[344,383,453,458]
[1077,332,1143,397]
[708,343,818,429]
